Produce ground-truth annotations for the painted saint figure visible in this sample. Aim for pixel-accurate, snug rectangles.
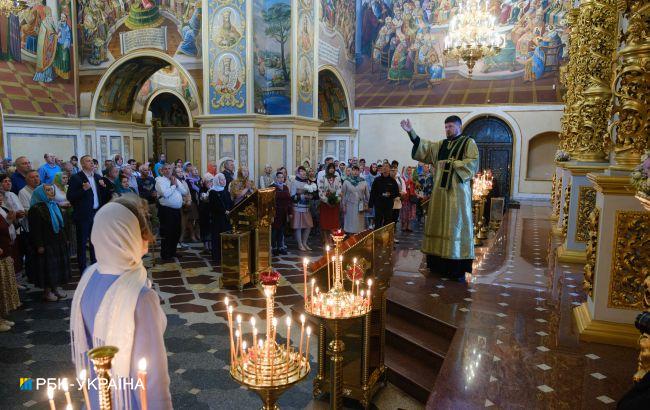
[32,7,58,83]
[214,9,241,48]
[178,1,202,56]
[53,13,72,80]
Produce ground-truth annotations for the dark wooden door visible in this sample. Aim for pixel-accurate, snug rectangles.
[463,116,513,206]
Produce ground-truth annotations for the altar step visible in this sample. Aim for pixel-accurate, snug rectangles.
[385,287,457,403]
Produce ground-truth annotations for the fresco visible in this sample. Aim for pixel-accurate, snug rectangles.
[318,70,349,127]
[318,0,355,107]
[149,92,190,126]
[253,0,292,115]
[355,0,571,107]
[297,0,315,117]
[208,0,246,114]
[76,0,202,70]
[0,0,76,116]
[132,65,200,122]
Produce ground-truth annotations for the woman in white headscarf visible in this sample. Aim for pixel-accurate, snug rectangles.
[70,195,172,409]
[209,173,233,262]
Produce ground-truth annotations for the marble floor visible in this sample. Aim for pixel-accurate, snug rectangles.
[0,201,639,409]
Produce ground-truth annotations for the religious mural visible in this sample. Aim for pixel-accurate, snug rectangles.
[132,65,200,122]
[208,0,247,114]
[0,0,76,116]
[318,0,355,107]
[297,0,315,117]
[253,0,292,115]
[77,0,202,70]
[356,0,571,107]
[318,70,349,127]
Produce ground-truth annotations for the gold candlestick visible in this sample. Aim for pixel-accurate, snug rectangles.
[228,268,310,409]
[88,345,119,410]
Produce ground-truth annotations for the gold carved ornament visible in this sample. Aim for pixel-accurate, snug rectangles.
[608,210,650,310]
[583,207,600,298]
[550,173,557,210]
[554,175,563,218]
[634,265,650,382]
[561,183,571,237]
[575,186,597,243]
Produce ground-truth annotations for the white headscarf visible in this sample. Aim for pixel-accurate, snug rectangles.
[70,202,150,388]
[211,172,226,192]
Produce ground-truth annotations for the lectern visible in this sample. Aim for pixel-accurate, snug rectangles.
[221,188,275,289]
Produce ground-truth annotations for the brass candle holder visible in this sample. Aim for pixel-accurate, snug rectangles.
[88,345,119,410]
[472,170,493,244]
[226,269,310,410]
[305,229,372,409]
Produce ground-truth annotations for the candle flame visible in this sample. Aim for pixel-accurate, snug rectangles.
[339,255,343,261]
[367,278,373,287]
[311,278,315,285]
[303,257,309,265]
[300,314,305,324]
[353,257,357,263]
[138,358,147,372]
[250,317,256,327]
[242,341,247,351]
[272,318,278,327]
[253,327,258,335]
[258,339,263,348]
[235,329,240,338]
[326,245,330,251]
[228,305,233,314]
[236,314,242,324]
[306,326,312,336]
[62,377,69,392]
[224,297,229,306]
[285,317,291,327]
[47,386,54,400]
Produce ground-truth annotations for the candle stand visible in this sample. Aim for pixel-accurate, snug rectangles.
[88,345,119,410]
[305,230,372,409]
[226,269,310,409]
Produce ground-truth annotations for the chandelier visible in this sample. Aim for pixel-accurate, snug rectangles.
[0,0,27,17]
[443,0,504,77]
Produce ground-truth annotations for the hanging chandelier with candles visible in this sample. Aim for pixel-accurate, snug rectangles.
[0,0,27,17]
[443,0,504,77]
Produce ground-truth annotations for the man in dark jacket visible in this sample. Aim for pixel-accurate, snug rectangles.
[66,155,108,273]
[369,163,399,228]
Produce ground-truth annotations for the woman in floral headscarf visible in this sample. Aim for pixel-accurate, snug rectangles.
[229,166,256,205]
[28,184,70,302]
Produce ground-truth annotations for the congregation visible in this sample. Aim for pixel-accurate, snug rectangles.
[0,151,436,333]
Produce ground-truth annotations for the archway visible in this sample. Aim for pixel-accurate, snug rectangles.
[526,131,559,181]
[463,115,514,205]
[90,50,201,121]
[318,67,353,163]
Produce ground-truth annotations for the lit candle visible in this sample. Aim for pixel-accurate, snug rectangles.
[242,341,248,364]
[62,378,72,408]
[47,386,56,410]
[352,258,357,294]
[326,245,331,290]
[236,314,243,360]
[303,258,309,303]
[305,326,312,367]
[272,318,278,343]
[138,358,148,410]
[227,305,235,363]
[79,369,90,410]
[252,327,258,362]
[310,278,316,307]
[235,329,241,362]
[298,314,305,363]
[355,280,360,297]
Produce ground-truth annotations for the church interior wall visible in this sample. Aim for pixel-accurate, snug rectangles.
[354,104,562,199]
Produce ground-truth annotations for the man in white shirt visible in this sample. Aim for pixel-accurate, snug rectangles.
[18,170,40,210]
[156,163,189,260]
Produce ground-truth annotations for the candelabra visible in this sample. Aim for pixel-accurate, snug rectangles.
[472,170,493,245]
[304,229,372,409]
[225,269,310,410]
[88,346,119,410]
[443,0,504,76]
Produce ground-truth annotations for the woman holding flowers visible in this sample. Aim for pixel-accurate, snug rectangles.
[291,166,317,251]
[318,163,342,246]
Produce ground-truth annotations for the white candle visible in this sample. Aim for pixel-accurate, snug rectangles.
[236,314,243,360]
[79,369,90,410]
[138,358,148,410]
[305,326,312,367]
[352,258,358,294]
[298,314,305,363]
[310,278,316,307]
[285,316,292,375]
[303,258,309,303]
[235,329,241,362]
[47,386,56,410]
[356,280,360,297]
[62,378,72,408]
[326,245,331,290]
[272,318,278,343]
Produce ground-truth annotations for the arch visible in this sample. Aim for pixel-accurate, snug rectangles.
[144,89,194,127]
[463,114,515,203]
[90,50,202,121]
[318,66,352,127]
[526,131,559,181]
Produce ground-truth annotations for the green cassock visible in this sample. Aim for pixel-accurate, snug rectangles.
[410,131,479,260]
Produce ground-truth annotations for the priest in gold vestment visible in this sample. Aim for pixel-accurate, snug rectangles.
[400,116,479,280]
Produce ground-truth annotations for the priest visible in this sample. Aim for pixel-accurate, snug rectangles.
[400,116,479,281]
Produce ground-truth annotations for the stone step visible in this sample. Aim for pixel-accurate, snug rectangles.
[385,343,439,403]
[385,313,449,369]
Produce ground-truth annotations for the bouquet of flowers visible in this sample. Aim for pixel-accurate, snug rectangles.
[631,151,650,197]
[304,182,318,193]
[554,149,571,162]
[326,190,340,206]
